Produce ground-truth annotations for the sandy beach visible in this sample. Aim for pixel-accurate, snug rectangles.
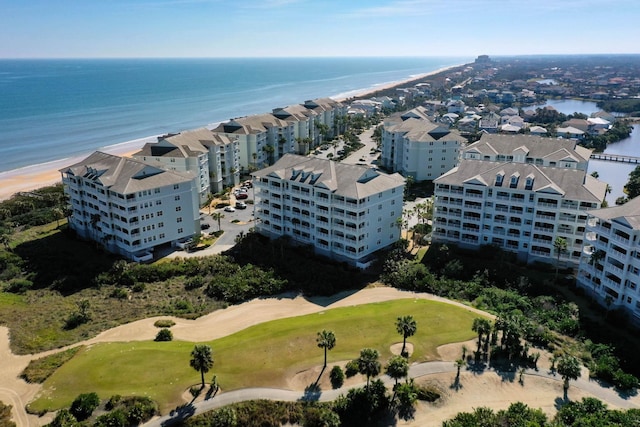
[0,65,458,201]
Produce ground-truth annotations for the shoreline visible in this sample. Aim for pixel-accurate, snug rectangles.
[0,64,463,201]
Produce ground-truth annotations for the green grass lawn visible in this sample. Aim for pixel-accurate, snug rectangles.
[30,298,482,414]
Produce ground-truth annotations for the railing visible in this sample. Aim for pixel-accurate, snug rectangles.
[611,234,630,244]
[537,202,558,208]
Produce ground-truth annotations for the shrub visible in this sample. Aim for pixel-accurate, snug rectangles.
[207,407,238,427]
[185,276,205,290]
[132,282,146,292]
[155,328,173,342]
[94,409,127,427]
[4,278,33,293]
[70,392,100,421]
[344,360,359,378]
[48,408,79,427]
[154,319,175,328]
[109,287,129,299]
[105,395,121,410]
[329,365,344,389]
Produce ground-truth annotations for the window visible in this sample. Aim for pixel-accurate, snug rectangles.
[155,188,160,194]
[173,184,179,189]
[176,206,181,212]
[158,222,164,228]
[177,217,183,223]
[159,233,165,239]
[157,211,163,216]
[175,195,181,201]
[156,200,162,205]
[177,228,183,233]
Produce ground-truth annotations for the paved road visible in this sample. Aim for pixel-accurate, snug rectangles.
[143,361,640,427]
[166,196,255,258]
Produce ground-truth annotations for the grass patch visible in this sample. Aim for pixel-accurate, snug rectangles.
[30,298,479,413]
[154,319,176,328]
[20,346,82,383]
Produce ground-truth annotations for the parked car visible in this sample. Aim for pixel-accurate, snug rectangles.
[200,223,210,230]
[224,206,235,212]
[236,193,248,200]
[235,202,247,209]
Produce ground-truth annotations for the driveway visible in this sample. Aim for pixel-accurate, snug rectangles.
[166,193,256,259]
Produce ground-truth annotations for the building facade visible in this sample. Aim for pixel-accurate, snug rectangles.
[380,107,465,181]
[252,154,405,268]
[133,128,240,198]
[211,114,295,173]
[60,151,200,261]
[432,135,608,265]
[577,197,640,324]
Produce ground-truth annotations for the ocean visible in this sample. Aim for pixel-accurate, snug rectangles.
[0,57,470,173]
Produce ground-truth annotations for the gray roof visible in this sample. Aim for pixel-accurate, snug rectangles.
[252,154,405,199]
[211,114,291,135]
[385,117,463,143]
[588,196,640,230]
[60,151,193,195]
[435,159,607,203]
[134,128,235,158]
[465,134,592,162]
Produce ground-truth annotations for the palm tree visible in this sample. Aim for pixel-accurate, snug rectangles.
[395,315,417,356]
[557,355,581,391]
[357,348,381,391]
[385,355,409,388]
[553,236,567,281]
[316,330,336,369]
[471,318,492,354]
[211,212,224,232]
[190,344,214,389]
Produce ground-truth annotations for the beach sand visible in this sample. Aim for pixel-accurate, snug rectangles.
[0,65,459,201]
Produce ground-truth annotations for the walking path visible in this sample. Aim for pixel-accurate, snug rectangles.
[143,360,640,427]
[2,287,639,426]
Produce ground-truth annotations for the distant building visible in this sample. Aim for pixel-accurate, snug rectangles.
[133,128,240,200]
[211,114,295,173]
[432,134,607,265]
[380,107,465,181]
[252,154,405,268]
[577,197,640,326]
[60,151,200,261]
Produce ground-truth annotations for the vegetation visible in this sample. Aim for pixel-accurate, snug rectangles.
[20,346,82,383]
[30,299,476,413]
[69,392,100,421]
[557,355,582,391]
[329,365,344,389]
[190,344,214,388]
[316,329,336,369]
[154,319,175,328]
[155,328,173,342]
[357,348,381,389]
[395,315,417,356]
[624,165,640,199]
[0,402,16,427]
[443,398,640,426]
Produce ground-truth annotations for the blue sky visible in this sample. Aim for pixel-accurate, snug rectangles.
[2,0,639,58]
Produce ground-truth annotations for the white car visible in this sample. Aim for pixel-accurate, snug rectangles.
[224,206,235,212]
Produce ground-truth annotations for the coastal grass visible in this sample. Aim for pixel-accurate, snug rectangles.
[30,298,481,413]
[20,346,82,383]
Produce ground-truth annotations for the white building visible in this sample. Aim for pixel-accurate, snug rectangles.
[133,128,240,201]
[432,135,608,265]
[272,105,319,155]
[301,98,348,142]
[211,114,295,173]
[60,151,200,261]
[577,197,640,324]
[380,107,465,181]
[252,154,405,268]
